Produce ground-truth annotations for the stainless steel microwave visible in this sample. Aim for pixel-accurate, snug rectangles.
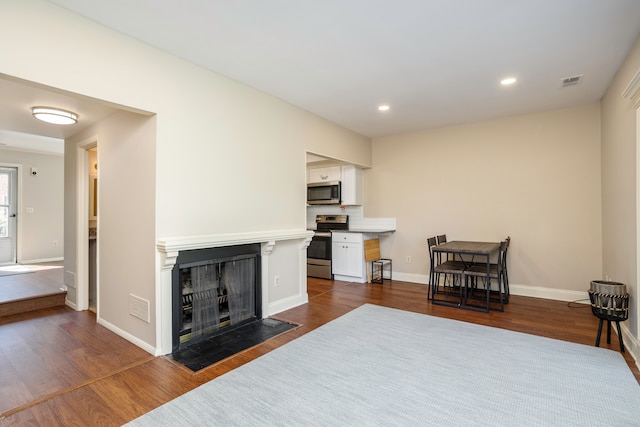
[307,181,341,205]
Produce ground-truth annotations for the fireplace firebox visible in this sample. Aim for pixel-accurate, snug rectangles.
[171,244,261,352]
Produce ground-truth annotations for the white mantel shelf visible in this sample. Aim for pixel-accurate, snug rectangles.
[157,229,314,268]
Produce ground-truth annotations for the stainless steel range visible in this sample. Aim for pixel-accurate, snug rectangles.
[307,214,348,279]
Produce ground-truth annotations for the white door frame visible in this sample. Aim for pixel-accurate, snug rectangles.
[622,68,640,357]
[76,138,97,312]
[635,106,640,351]
[0,164,22,265]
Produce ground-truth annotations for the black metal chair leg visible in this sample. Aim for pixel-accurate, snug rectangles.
[595,318,604,347]
[615,321,625,353]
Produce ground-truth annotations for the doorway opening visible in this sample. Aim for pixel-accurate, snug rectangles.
[76,139,98,314]
[0,166,18,266]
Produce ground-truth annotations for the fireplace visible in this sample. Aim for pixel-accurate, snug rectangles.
[171,243,262,352]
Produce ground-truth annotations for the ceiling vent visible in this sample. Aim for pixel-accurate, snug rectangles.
[561,75,583,87]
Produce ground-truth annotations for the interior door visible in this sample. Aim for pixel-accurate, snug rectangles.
[0,167,17,265]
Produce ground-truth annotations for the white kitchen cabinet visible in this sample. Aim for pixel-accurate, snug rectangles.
[332,232,370,282]
[307,164,363,205]
[340,165,363,205]
[308,166,341,183]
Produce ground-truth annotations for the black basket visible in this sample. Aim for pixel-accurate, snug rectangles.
[588,290,629,322]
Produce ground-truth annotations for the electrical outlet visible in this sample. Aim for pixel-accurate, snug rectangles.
[406,256,411,263]
[52,240,58,247]
[274,275,280,287]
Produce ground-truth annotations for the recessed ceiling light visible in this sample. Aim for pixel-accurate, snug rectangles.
[378,105,390,112]
[500,77,517,86]
[32,107,78,125]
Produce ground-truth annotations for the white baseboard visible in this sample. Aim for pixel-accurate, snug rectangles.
[509,284,589,303]
[620,324,640,371]
[393,272,591,303]
[21,257,64,264]
[96,316,157,355]
[269,293,309,317]
[392,272,429,285]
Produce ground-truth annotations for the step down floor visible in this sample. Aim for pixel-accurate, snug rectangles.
[0,262,66,318]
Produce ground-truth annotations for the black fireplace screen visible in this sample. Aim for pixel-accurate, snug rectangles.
[191,263,219,340]
[172,244,261,352]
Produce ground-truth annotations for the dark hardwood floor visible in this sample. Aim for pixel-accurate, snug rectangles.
[1,275,638,426]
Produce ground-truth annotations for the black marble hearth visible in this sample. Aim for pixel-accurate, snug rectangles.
[171,318,298,371]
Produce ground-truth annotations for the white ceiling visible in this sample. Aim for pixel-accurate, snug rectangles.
[3,0,640,154]
[0,77,118,154]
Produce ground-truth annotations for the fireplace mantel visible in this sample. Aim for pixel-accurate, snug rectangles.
[154,228,313,355]
[157,229,314,269]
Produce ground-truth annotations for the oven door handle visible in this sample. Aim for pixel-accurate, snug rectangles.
[314,232,332,238]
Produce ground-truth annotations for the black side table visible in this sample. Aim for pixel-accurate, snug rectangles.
[588,280,629,353]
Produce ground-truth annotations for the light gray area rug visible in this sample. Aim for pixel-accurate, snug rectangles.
[126,304,640,426]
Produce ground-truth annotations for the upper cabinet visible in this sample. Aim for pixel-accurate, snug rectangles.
[340,165,363,206]
[308,166,341,183]
[307,164,363,205]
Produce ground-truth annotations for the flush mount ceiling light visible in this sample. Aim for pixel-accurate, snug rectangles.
[500,77,517,86]
[31,107,78,125]
[378,105,390,112]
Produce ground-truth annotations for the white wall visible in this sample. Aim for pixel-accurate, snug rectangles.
[66,111,156,344]
[0,148,63,262]
[0,0,370,352]
[601,34,640,343]
[265,239,309,314]
[367,103,603,300]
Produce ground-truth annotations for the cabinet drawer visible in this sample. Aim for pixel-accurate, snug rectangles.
[332,232,362,244]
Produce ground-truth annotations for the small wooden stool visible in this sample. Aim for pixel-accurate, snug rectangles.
[364,239,392,284]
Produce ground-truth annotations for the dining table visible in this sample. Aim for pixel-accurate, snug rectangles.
[430,240,500,312]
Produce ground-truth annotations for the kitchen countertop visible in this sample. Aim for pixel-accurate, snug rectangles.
[340,228,395,233]
[308,216,396,234]
[308,228,395,233]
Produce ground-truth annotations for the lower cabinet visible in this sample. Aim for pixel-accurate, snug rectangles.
[332,232,373,283]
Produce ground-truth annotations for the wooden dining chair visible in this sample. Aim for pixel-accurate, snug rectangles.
[436,234,452,264]
[435,234,449,267]
[429,236,466,303]
[436,234,466,292]
[464,236,510,311]
[427,236,438,299]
